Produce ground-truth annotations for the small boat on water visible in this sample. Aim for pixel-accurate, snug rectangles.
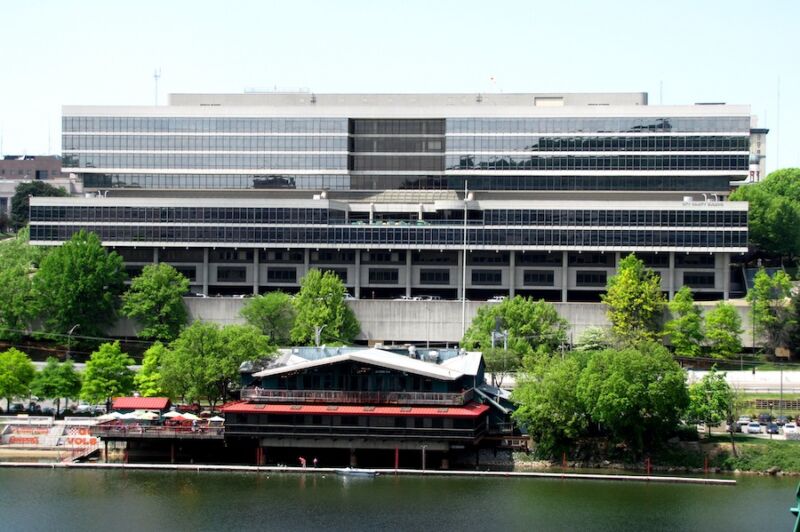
[336,467,379,477]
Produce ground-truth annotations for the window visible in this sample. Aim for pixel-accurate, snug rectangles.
[420,269,450,285]
[523,270,554,286]
[320,268,348,283]
[676,254,716,268]
[471,269,502,285]
[683,272,715,289]
[369,268,399,284]
[267,268,297,283]
[576,271,607,287]
[174,266,197,282]
[217,267,246,282]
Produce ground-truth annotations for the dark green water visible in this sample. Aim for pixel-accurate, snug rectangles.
[0,469,795,531]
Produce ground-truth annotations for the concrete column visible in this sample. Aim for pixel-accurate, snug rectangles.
[457,250,465,300]
[354,251,361,299]
[405,251,412,297]
[509,251,516,298]
[561,251,568,303]
[349,448,357,467]
[202,247,209,295]
[303,248,310,278]
[668,252,675,300]
[153,247,159,264]
[722,252,730,300]
[614,251,621,267]
[252,250,259,295]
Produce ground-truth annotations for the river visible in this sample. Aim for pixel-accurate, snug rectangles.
[0,469,795,531]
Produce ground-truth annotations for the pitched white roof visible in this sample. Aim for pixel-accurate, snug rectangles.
[253,347,478,381]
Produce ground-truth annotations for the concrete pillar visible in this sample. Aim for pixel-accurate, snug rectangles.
[153,247,159,264]
[614,251,621,267]
[509,251,516,298]
[561,251,568,303]
[354,251,361,299]
[202,247,209,296]
[722,252,730,300]
[668,252,675,300]
[349,448,357,467]
[457,250,465,300]
[252,250,259,295]
[406,251,412,297]
[303,248,310,278]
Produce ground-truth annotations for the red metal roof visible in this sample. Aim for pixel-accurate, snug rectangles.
[112,397,171,410]
[221,401,489,418]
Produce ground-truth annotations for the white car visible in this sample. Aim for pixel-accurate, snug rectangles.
[783,423,798,435]
[743,422,763,434]
[486,295,507,303]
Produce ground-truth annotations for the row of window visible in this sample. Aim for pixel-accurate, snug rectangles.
[63,117,348,134]
[30,206,746,228]
[80,173,736,192]
[64,153,348,170]
[351,119,445,135]
[29,225,748,248]
[448,154,749,171]
[352,138,444,153]
[352,155,444,172]
[445,117,750,134]
[446,135,749,152]
[64,135,348,151]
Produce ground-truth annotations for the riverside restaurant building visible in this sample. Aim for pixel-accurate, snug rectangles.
[29,91,765,303]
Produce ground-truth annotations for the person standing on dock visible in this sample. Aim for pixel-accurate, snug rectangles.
[313,457,318,468]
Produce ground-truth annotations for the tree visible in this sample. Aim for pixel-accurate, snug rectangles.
[0,228,45,341]
[10,180,68,230]
[704,302,743,359]
[80,341,135,407]
[291,269,360,345]
[746,268,792,354]
[33,230,126,340]
[481,347,522,387]
[512,353,589,456]
[462,296,569,360]
[573,326,612,352]
[686,367,733,436]
[601,254,666,344]
[122,263,190,342]
[664,286,703,357]
[30,357,82,414]
[0,348,36,410]
[134,342,167,397]
[161,322,275,408]
[577,342,689,452]
[240,291,296,345]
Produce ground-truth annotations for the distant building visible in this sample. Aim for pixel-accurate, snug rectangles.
[0,155,64,180]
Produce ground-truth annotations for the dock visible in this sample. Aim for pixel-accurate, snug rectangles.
[0,461,736,485]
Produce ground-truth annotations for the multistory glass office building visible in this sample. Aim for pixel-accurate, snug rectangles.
[30,92,764,301]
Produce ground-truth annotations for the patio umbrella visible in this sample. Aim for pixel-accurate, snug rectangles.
[162,411,184,418]
[208,416,225,422]
[120,412,140,420]
[180,413,201,421]
[136,411,159,420]
[96,414,116,422]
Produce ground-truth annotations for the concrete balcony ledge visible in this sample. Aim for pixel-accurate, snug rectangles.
[240,387,474,406]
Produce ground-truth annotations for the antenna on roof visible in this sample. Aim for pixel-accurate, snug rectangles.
[153,68,161,106]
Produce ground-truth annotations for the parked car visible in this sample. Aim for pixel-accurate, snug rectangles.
[486,295,507,303]
[783,423,798,435]
[394,295,420,301]
[417,295,441,301]
[777,415,790,426]
[758,412,772,424]
[9,403,24,413]
[744,422,763,434]
[344,293,357,301]
[767,423,780,435]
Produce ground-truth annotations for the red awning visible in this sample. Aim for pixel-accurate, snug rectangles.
[220,401,489,418]
[112,397,171,410]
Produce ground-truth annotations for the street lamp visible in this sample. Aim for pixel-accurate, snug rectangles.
[313,324,327,347]
[66,324,80,361]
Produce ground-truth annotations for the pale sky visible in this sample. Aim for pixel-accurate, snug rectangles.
[1,0,797,173]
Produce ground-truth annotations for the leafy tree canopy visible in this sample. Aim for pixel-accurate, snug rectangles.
[33,230,126,340]
[122,263,190,342]
[601,254,666,344]
[573,326,612,352]
[665,286,704,357]
[746,268,792,353]
[10,181,68,230]
[240,291,296,345]
[291,269,360,345]
[0,348,36,410]
[462,296,569,360]
[0,228,45,341]
[686,367,733,434]
[30,357,81,413]
[80,341,135,405]
[704,302,744,359]
[133,342,167,397]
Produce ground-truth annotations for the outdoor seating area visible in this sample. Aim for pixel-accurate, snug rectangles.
[91,401,225,441]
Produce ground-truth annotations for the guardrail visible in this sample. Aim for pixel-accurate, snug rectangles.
[240,388,474,406]
[91,424,224,440]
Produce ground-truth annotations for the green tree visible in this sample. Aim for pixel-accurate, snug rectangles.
[33,230,126,340]
[161,322,275,407]
[664,286,703,357]
[0,228,45,341]
[240,291,296,345]
[686,367,733,436]
[10,180,68,230]
[133,342,167,397]
[291,269,360,345]
[30,357,82,414]
[0,348,36,411]
[573,326,612,352]
[122,263,190,342]
[577,342,689,452]
[481,347,522,387]
[746,268,792,354]
[80,341,135,407]
[601,254,666,344]
[704,302,743,359]
[462,296,569,360]
[512,353,589,456]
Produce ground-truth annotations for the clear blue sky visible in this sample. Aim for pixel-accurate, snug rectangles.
[1,0,797,173]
